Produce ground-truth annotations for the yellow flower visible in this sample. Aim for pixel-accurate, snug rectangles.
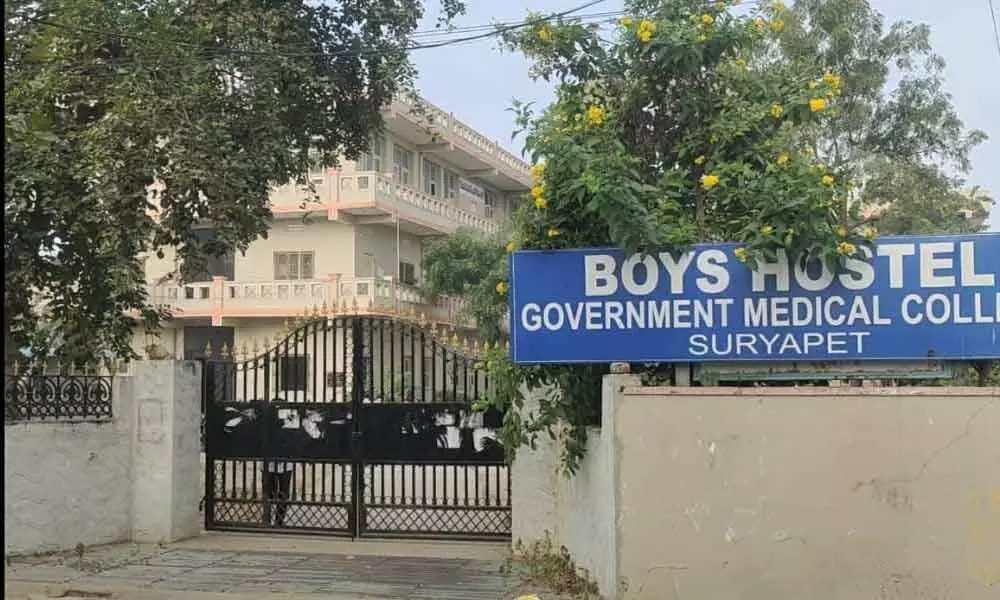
[586,105,605,126]
[709,133,719,143]
[547,227,561,238]
[534,196,548,209]
[619,16,634,28]
[837,226,848,237]
[803,145,815,157]
[694,155,706,165]
[776,152,790,166]
[495,281,508,294]
[530,163,545,181]
[734,247,749,262]
[506,241,517,253]
[864,226,878,240]
[837,241,856,256]
[823,71,842,91]
[809,97,828,112]
[701,14,715,25]
[696,34,707,42]
[761,225,774,236]
[821,174,835,186]
[754,17,766,30]
[701,174,721,189]
[537,26,552,42]
[637,19,656,43]
[770,19,784,32]
[770,103,783,119]
[530,185,545,199]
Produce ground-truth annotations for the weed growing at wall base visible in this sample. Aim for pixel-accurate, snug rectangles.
[502,532,600,599]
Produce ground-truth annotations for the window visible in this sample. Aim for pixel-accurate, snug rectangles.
[484,190,496,218]
[398,261,417,285]
[279,356,308,392]
[444,171,459,199]
[422,158,441,196]
[273,251,315,281]
[358,135,384,172]
[392,145,412,186]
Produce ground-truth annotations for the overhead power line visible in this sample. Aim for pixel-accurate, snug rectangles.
[22,0,614,61]
[11,0,765,76]
[13,12,627,78]
[989,0,1000,58]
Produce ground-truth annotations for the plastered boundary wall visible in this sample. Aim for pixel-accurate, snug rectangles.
[4,361,202,555]
[512,380,1000,599]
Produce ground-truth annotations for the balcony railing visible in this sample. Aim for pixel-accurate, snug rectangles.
[338,171,500,235]
[391,95,531,175]
[151,276,468,325]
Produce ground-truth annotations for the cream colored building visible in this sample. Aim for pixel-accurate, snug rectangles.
[139,95,531,360]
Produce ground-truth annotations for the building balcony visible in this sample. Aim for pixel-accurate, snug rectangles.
[335,171,501,236]
[385,95,533,191]
[150,276,468,326]
[266,170,505,237]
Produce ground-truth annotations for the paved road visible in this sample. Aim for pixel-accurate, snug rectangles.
[5,537,532,600]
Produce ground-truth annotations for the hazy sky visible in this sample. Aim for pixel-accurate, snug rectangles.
[411,0,1000,231]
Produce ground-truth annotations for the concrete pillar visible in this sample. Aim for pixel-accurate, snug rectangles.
[510,385,560,547]
[601,373,640,599]
[130,360,202,544]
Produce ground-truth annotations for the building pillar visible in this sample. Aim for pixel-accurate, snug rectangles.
[327,273,341,308]
[130,360,203,544]
[211,276,226,326]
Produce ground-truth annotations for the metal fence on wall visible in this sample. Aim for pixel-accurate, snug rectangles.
[4,371,114,423]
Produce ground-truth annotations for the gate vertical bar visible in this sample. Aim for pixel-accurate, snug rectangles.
[350,316,366,537]
[262,351,272,528]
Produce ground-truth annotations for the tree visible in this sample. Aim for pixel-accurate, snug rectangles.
[422,229,507,340]
[861,161,993,234]
[776,0,990,234]
[4,0,464,367]
[426,0,871,471]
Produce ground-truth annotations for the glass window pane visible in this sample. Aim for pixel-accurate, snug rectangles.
[301,253,315,279]
[423,159,440,196]
[274,253,289,280]
[393,145,412,185]
[372,135,384,171]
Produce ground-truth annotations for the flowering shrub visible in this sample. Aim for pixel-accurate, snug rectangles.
[426,0,876,472]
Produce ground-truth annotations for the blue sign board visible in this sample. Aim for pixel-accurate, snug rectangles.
[509,233,1000,364]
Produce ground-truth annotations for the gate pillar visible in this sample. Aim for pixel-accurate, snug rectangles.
[131,360,203,543]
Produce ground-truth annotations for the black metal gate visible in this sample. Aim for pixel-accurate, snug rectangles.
[202,313,510,540]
